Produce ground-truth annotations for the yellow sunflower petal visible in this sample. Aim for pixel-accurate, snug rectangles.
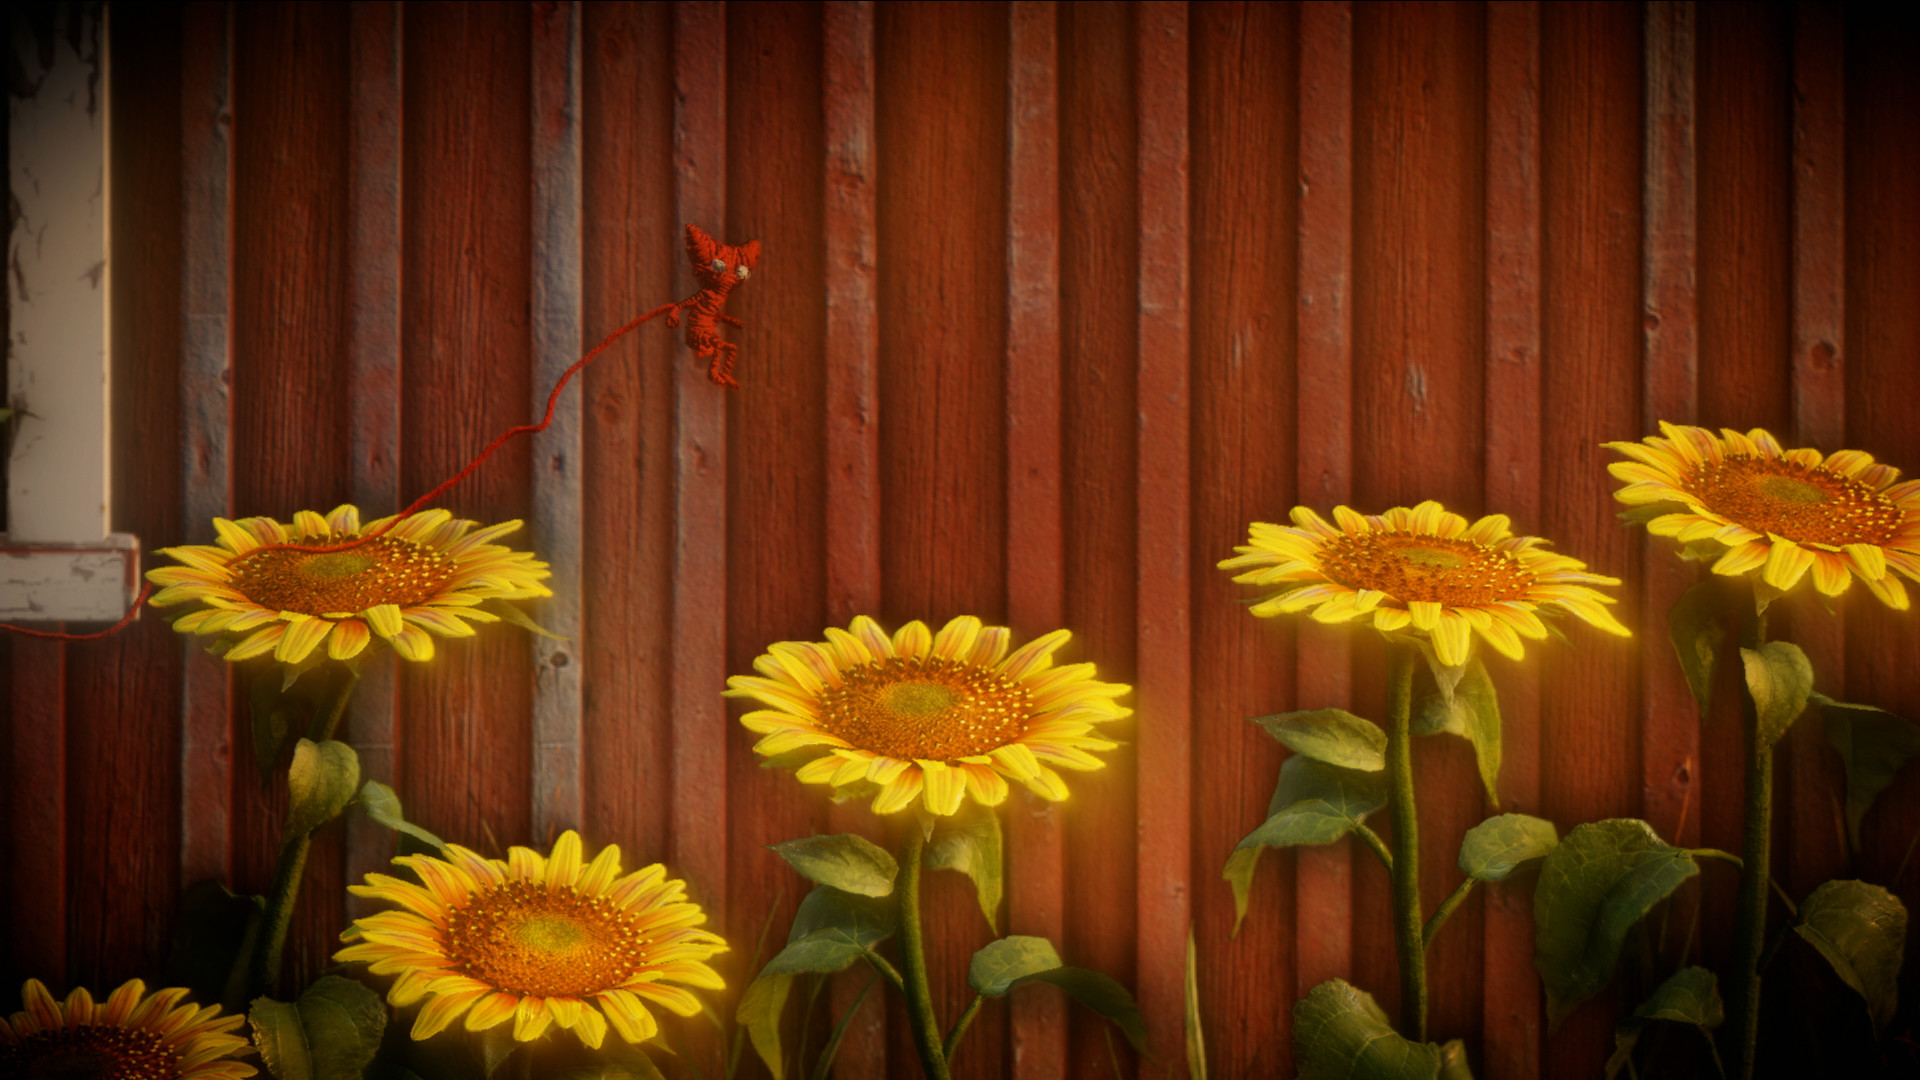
[871,769,926,815]
[596,989,660,1043]
[327,619,372,660]
[1761,537,1815,591]
[1428,615,1473,667]
[918,761,967,816]
[389,624,435,662]
[411,987,491,1040]
[463,992,520,1031]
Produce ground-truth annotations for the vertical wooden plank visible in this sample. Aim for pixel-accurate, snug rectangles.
[178,0,234,891]
[1639,0,1699,861]
[1842,4,1920,934]
[1190,2,1298,1072]
[824,2,889,1072]
[4,640,66,985]
[1352,0,1489,1036]
[343,0,403,917]
[825,0,881,625]
[1292,0,1355,1007]
[722,4,828,1077]
[1539,3,1645,1069]
[92,0,187,988]
[581,0,675,867]
[668,0,729,927]
[874,4,1009,1071]
[1057,2,1139,1073]
[1136,1,1190,1069]
[399,0,534,852]
[1482,4,1543,1077]
[530,0,585,841]
[230,1,356,987]
[1785,0,1848,897]
[1005,3,1065,1076]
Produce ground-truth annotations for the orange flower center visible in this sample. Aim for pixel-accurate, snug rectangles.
[228,535,455,616]
[1683,456,1899,548]
[1316,533,1537,607]
[0,1025,180,1079]
[444,881,646,998]
[817,656,1033,761]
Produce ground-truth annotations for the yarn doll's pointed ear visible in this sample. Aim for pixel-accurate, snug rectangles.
[738,239,762,270]
[685,223,717,265]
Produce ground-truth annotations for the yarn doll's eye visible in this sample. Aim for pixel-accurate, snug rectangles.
[735,265,751,280]
[710,258,727,273]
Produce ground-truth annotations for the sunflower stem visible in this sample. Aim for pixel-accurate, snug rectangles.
[251,832,312,996]
[1385,644,1427,1041]
[1729,608,1772,1080]
[313,662,361,742]
[1422,877,1474,950]
[251,665,360,997]
[943,994,983,1065]
[898,827,952,1080]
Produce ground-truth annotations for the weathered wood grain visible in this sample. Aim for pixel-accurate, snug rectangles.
[667,4,731,958]
[3,638,66,986]
[874,3,1009,1074]
[1481,5,1543,1077]
[528,0,586,843]
[1058,3,1143,1075]
[822,2,889,1072]
[397,0,535,857]
[343,0,404,921]
[1782,0,1850,902]
[1189,2,1299,1073]
[1539,2,1648,1069]
[230,1,356,991]
[580,0,676,869]
[1292,0,1358,1024]
[1134,2,1191,1072]
[1004,2,1065,1075]
[178,0,236,896]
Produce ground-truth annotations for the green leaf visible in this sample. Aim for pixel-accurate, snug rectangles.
[283,739,361,842]
[250,666,320,779]
[1667,578,1728,716]
[968,935,1064,995]
[1415,640,1469,704]
[1818,693,1920,851]
[296,976,386,1080]
[925,802,1004,932]
[762,887,894,976]
[1605,967,1725,1080]
[1292,979,1443,1080]
[966,936,1146,1052]
[1632,965,1723,1027]
[1458,814,1558,882]
[737,974,796,1080]
[1224,756,1387,934]
[1250,708,1386,771]
[1794,879,1908,1032]
[246,978,386,1080]
[1413,657,1503,805]
[1740,641,1813,749]
[1533,819,1700,1029]
[1186,926,1209,1080]
[477,1023,519,1078]
[1222,847,1263,936]
[1235,756,1387,852]
[250,997,313,1080]
[767,834,898,898]
[164,879,263,1008]
[355,780,446,853]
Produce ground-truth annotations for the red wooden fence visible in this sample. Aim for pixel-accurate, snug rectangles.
[4,3,1916,1077]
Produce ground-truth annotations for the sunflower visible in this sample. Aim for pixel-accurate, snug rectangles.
[336,831,725,1049]
[1607,422,1920,609]
[1,978,255,1079]
[146,504,551,664]
[1220,500,1631,667]
[726,616,1132,816]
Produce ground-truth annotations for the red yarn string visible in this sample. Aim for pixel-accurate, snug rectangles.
[2,304,673,643]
